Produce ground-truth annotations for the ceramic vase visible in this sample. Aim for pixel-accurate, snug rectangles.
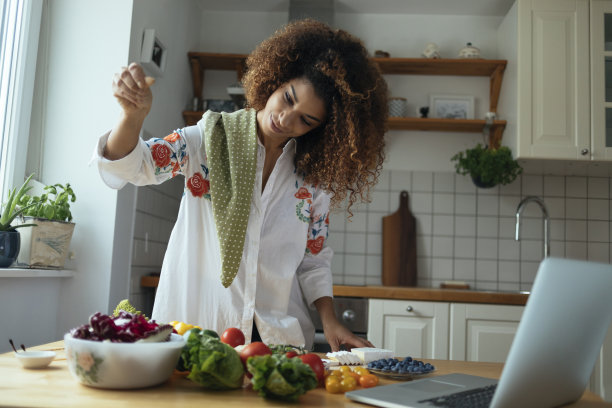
[0,230,20,267]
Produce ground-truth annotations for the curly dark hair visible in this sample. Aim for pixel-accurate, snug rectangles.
[242,19,389,213]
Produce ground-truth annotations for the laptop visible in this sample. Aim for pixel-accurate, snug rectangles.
[346,257,612,408]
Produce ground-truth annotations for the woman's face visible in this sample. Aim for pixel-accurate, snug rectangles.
[256,78,326,144]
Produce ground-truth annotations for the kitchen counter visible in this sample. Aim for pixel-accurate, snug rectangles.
[1,341,607,407]
[141,277,529,306]
[333,285,529,306]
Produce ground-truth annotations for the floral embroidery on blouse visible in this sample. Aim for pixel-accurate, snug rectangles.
[294,181,313,223]
[295,167,329,255]
[145,130,188,178]
[187,172,210,198]
[306,211,329,255]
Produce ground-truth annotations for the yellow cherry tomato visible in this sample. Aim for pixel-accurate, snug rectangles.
[329,369,344,378]
[354,367,370,376]
[325,376,342,393]
[339,365,352,373]
[359,373,379,388]
[344,371,360,382]
[340,376,358,392]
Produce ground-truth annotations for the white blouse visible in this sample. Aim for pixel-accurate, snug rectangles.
[94,123,334,349]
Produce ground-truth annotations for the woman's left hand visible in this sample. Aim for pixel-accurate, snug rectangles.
[323,320,374,352]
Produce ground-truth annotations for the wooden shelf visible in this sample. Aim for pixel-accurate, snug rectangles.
[387,117,506,132]
[185,52,507,147]
[183,111,506,146]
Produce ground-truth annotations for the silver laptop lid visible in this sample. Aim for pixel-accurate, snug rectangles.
[491,257,612,408]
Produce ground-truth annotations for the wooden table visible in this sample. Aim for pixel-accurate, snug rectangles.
[1,341,609,407]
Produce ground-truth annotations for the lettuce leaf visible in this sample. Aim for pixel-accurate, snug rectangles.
[180,328,244,390]
[247,354,317,401]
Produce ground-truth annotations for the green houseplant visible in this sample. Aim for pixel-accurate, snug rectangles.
[13,181,76,268]
[451,143,522,188]
[0,174,37,267]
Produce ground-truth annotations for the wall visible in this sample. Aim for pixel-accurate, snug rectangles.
[120,0,201,313]
[33,0,133,342]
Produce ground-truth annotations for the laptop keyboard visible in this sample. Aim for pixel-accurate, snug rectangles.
[419,384,497,408]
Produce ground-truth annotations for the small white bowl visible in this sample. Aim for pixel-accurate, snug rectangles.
[15,350,56,369]
[64,333,185,389]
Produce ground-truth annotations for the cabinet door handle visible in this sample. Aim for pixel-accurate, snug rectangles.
[406,306,413,312]
[581,148,589,155]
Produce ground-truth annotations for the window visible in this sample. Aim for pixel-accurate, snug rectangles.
[0,0,42,198]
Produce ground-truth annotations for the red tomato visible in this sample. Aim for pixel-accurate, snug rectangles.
[286,351,298,358]
[239,341,272,377]
[298,353,325,385]
[220,327,245,348]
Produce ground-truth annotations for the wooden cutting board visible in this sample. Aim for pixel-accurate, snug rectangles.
[382,190,417,286]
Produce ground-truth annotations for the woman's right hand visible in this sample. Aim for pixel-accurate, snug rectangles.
[112,62,155,119]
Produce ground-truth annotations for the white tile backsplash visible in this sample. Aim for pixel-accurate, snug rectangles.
[588,199,609,220]
[346,212,367,232]
[433,193,455,214]
[476,216,498,237]
[544,176,565,196]
[320,171,609,290]
[566,176,588,197]
[455,194,477,215]
[412,172,434,192]
[411,192,433,213]
[477,195,499,216]
[588,177,609,199]
[521,174,543,196]
[433,172,455,193]
[566,198,588,219]
[455,216,476,237]
[433,215,454,236]
[454,237,476,258]
[588,221,609,242]
[369,191,391,212]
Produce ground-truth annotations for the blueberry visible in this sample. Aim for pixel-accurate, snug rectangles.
[405,356,413,363]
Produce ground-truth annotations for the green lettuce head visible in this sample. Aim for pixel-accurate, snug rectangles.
[181,328,244,390]
[247,353,317,401]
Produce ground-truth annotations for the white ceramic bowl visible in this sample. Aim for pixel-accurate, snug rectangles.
[15,350,56,369]
[64,333,185,389]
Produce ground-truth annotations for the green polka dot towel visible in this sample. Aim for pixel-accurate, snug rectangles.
[198,109,257,288]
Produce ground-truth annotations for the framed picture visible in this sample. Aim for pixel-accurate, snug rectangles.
[140,29,166,77]
[430,94,475,119]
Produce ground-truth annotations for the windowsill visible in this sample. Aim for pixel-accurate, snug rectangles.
[0,267,75,278]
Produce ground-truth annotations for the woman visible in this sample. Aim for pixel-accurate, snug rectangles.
[95,19,388,351]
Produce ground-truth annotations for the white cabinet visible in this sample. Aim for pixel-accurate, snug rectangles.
[499,0,591,160]
[499,0,612,161]
[590,0,612,161]
[449,303,524,363]
[368,299,449,359]
[368,299,524,363]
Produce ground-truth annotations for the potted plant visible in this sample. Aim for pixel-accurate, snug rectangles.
[451,143,522,188]
[13,181,76,269]
[0,174,37,267]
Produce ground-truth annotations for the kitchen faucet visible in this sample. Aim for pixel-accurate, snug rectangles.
[515,196,550,258]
